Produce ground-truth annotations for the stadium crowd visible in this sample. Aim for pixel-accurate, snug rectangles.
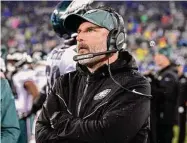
[1,1,187,70]
[1,1,187,143]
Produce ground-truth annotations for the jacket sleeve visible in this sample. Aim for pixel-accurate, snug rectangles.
[36,81,151,143]
[35,78,70,143]
[35,90,59,142]
[1,78,20,143]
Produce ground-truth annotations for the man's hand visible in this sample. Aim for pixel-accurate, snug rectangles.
[63,33,77,49]
[50,111,73,129]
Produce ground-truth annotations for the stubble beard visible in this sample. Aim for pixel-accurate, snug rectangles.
[78,43,106,67]
[78,54,106,67]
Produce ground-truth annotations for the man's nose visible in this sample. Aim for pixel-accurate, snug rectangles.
[76,32,84,42]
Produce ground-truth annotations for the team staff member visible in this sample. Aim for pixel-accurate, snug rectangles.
[152,48,179,143]
[36,7,151,143]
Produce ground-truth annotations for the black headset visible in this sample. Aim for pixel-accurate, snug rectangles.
[95,7,151,99]
[97,7,126,51]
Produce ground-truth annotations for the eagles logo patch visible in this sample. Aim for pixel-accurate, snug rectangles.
[93,89,111,100]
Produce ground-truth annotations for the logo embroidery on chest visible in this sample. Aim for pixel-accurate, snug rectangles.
[93,89,111,100]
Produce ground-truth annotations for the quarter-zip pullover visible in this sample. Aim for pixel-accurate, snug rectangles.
[36,51,151,143]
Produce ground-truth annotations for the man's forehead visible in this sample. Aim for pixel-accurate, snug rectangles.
[78,22,100,30]
[154,54,161,57]
[155,54,165,58]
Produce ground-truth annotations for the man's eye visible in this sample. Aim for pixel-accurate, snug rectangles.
[87,28,94,32]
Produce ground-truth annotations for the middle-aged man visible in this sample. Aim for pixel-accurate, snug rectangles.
[36,7,151,143]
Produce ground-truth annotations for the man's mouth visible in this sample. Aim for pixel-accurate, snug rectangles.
[78,47,89,54]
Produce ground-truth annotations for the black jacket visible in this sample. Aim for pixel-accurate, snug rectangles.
[153,64,178,125]
[178,74,187,110]
[178,74,187,143]
[35,51,151,143]
[145,65,178,143]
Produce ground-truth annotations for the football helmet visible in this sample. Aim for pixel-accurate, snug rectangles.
[51,0,93,38]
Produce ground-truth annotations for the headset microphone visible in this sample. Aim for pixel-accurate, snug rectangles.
[73,49,118,61]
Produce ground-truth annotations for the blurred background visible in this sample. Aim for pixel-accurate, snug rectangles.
[1,1,187,72]
[1,1,187,143]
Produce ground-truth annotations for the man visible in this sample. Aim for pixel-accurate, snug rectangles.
[0,57,20,143]
[150,48,179,143]
[36,7,151,143]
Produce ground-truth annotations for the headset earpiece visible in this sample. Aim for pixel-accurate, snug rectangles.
[95,6,126,51]
[107,29,118,51]
[107,25,125,51]
[115,32,125,50]
[106,10,126,51]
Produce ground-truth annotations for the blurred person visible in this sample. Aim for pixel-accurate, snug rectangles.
[150,48,179,143]
[7,52,40,143]
[35,6,151,143]
[176,64,187,143]
[1,71,21,143]
[27,51,48,143]
[31,51,48,91]
[0,51,20,143]
[20,51,49,121]
[143,65,158,143]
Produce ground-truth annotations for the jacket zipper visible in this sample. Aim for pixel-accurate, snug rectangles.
[56,93,72,115]
[83,101,108,119]
[77,75,89,117]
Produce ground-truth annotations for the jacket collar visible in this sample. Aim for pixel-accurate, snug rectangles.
[158,63,177,75]
[76,50,138,78]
